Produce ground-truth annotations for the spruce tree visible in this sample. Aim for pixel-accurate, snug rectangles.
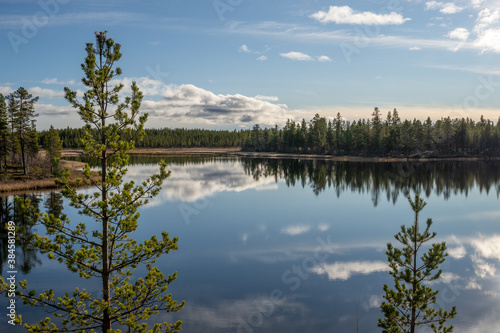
[13,31,184,332]
[378,194,457,333]
[44,125,63,174]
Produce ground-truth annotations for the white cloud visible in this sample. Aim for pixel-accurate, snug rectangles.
[425,1,465,14]
[317,223,330,232]
[42,78,77,85]
[29,86,65,98]
[471,255,496,278]
[227,20,473,53]
[281,225,311,236]
[474,8,500,33]
[143,83,290,126]
[448,245,466,259]
[310,6,411,25]
[256,55,268,61]
[254,95,279,101]
[280,51,314,61]
[472,8,500,52]
[317,55,332,62]
[471,235,500,260]
[475,28,500,52]
[409,46,421,50]
[239,44,251,53]
[466,278,482,290]
[36,103,74,116]
[125,161,279,205]
[311,261,388,280]
[0,86,12,95]
[447,27,470,41]
[471,0,483,8]
[439,272,460,284]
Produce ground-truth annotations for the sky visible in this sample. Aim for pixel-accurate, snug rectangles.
[2,0,500,130]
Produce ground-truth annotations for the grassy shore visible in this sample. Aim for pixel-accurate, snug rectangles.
[0,159,86,194]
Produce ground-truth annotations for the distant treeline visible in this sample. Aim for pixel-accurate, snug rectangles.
[39,108,500,157]
[244,109,500,157]
[39,128,251,148]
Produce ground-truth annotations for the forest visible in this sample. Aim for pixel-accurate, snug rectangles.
[37,107,500,158]
[244,108,500,157]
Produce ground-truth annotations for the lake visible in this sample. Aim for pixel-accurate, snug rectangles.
[1,156,500,332]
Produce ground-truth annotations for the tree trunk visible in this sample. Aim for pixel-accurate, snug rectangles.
[411,210,419,333]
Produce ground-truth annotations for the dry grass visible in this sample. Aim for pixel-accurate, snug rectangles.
[0,159,87,194]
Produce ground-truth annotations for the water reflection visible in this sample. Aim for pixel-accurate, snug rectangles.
[0,194,54,275]
[2,156,500,332]
[242,159,500,205]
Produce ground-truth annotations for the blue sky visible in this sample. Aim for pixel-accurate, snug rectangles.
[2,0,500,130]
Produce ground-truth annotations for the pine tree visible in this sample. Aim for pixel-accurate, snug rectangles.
[44,125,63,174]
[0,94,10,173]
[14,31,184,332]
[7,87,39,175]
[378,194,457,333]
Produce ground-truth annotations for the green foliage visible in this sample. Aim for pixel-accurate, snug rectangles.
[0,94,10,172]
[44,125,63,175]
[243,111,500,157]
[378,194,457,333]
[14,31,184,332]
[7,87,39,175]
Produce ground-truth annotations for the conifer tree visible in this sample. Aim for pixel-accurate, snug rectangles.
[44,125,63,174]
[13,31,184,332]
[0,94,10,173]
[7,87,39,175]
[378,194,457,333]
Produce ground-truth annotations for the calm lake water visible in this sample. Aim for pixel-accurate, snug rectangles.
[2,156,500,332]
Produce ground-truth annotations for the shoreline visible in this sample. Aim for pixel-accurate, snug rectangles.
[0,159,86,195]
[1,148,498,194]
[63,147,500,163]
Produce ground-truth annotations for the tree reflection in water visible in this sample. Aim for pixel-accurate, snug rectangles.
[242,158,500,205]
[0,192,64,275]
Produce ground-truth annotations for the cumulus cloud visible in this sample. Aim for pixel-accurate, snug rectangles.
[239,44,251,53]
[0,86,12,95]
[448,245,467,259]
[29,86,65,99]
[143,83,290,126]
[281,225,311,236]
[310,6,410,25]
[471,0,483,8]
[36,104,74,116]
[409,46,421,50]
[254,95,279,101]
[311,261,388,280]
[474,8,500,33]
[471,255,496,278]
[317,55,332,62]
[55,77,293,127]
[280,51,314,61]
[425,1,465,14]
[471,235,500,260]
[471,8,500,53]
[475,28,500,52]
[256,55,267,61]
[447,27,470,40]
